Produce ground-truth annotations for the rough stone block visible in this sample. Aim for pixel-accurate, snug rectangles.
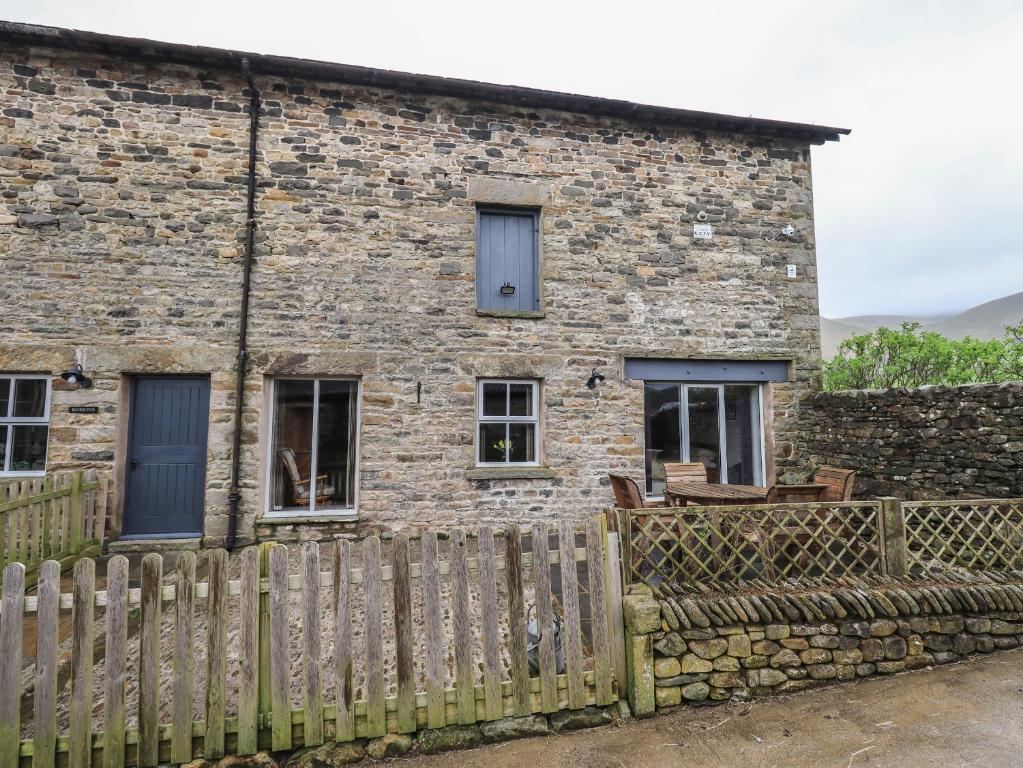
[859,638,884,662]
[992,636,1019,650]
[366,733,414,758]
[965,618,992,634]
[809,634,840,649]
[751,639,781,655]
[680,654,714,674]
[653,632,687,657]
[286,742,366,766]
[780,637,810,651]
[769,649,801,668]
[807,663,837,680]
[836,664,856,681]
[682,681,711,702]
[655,673,708,687]
[855,663,876,677]
[549,707,614,733]
[840,621,871,638]
[975,635,995,653]
[713,655,741,672]
[655,685,682,708]
[750,668,787,687]
[882,636,907,659]
[904,653,934,670]
[869,619,898,637]
[623,594,661,634]
[953,633,976,655]
[480,716,549,744]
[938,616,966,634]
[742,654,769,669]
[727,634,752,657]
[931,651,961,664]
[654,657,681,678]
[417,725,481,755]
[990,620,1020,636]
[923,633,953,652]
[832,648,863,665]
[764,624,791,640]
[799,648,831,664]
[876,660,906,674]
[688,638,728,660]
[708,672,744,688]
[790,624,820,637]
[906,635,924,655]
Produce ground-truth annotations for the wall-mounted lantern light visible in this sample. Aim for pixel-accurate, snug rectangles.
[499,282,516,296]
[585,368,606,389]
[60,363,93,389]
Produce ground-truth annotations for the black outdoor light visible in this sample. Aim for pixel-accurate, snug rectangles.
[585,368,606,389]
[499,282,516,296]
[60,363,93,389]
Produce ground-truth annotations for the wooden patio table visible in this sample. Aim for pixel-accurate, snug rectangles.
[665,481,769,507]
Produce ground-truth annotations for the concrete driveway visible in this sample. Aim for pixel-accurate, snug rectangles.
[406,649,1023,767]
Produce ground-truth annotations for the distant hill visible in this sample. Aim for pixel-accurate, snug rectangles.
[821,291,1023,357]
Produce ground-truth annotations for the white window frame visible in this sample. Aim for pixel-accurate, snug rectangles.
[644,381,766,498]
[0,374,52,477]
[475,378,541,467]
[263,376,361,519]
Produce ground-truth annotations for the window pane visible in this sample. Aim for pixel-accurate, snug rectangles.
[509,383,533,417]
[644,383,681,495]
[724,385,763,485]
[0,425,7,471]
[479,422,507,463]
[482,382,507,417]
[270,380,315,512]
[10,425,47,472]
[13,379,47,418]
[687,386,722,483]
[317,380,358,510]
[0,380,9,416]
[508,423,535,463]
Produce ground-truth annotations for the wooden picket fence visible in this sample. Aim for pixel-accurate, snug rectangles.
[0,471,108,586]
[0,517,624,767]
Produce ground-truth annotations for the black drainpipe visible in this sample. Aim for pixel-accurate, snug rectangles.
[226,56,261,550]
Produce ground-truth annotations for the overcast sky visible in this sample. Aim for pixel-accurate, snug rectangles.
[10,0,1023,318]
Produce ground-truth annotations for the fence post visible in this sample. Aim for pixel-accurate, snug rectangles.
[878,497,908,577]
[257,541,274,733]
[69,471,83,554]
[622,584,659,718]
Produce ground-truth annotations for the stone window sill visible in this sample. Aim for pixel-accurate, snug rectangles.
[258,513,359,526]
[475,309,546,319]
[465,467,557,481]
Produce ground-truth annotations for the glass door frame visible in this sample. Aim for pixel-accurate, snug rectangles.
[647,381,767,493]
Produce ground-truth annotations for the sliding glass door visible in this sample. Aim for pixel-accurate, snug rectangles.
[643,383,764,495]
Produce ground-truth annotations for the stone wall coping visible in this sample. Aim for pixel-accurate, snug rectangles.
[814,380,1023,399]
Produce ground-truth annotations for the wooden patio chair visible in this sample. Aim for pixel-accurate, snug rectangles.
[663,462,708,484]
[766,484,828,504]
[813,467,856,501]
[281,447,335,506]
[608,474,663,509]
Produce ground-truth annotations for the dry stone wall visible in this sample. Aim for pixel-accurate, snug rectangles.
[2,40,824,543]
[652,612,1023,707]
[803,383,1023,499]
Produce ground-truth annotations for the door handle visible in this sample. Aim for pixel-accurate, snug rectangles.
[130,458,140,470]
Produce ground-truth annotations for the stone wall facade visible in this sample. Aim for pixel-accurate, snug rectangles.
[1,34,827,545]
[803,383,1023,500]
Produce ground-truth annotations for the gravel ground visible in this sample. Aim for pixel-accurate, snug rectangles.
[20,537,597,738]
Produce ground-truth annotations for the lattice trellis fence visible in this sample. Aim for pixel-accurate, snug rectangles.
[903,499,1023,573]
[621,502,883,588]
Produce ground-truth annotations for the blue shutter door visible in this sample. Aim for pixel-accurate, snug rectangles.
[477,210,538,311]
[123,376,210,537]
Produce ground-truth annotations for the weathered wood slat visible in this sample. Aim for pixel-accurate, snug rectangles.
[392,534,416,734]
[363,536,386,738]
[532,523,558,714]
[420,531,446,729]
[504,525,531,716]
[236,547,260,755]
[450,528,475,725]
[301,543,323,746]
[333,540,355,743]
[205,548,228,758]
[103,556,129,768]
[171,551,195,764]
[268,544,292,751]
[0,563,24,768]
[606,532,627,689]
[138,552,162,767]
[33,560,60,768]
[558,521,586,710]
[69,471,83,555]
[478,527,503,721]
[586,517,614,705]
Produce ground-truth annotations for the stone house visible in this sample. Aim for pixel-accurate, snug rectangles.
[0,21,848,547]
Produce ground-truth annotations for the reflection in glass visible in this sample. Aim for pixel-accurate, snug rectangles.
[724,385,763,485]
[508,423,536,463]
[643,383,681,495]
[13,379,46,418]
[11,425,47,472]
[482,382,506,416]
[687,387,722,483]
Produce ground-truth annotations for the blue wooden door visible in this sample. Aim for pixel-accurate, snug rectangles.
[123,376,209,537]
[477,209,539,312]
